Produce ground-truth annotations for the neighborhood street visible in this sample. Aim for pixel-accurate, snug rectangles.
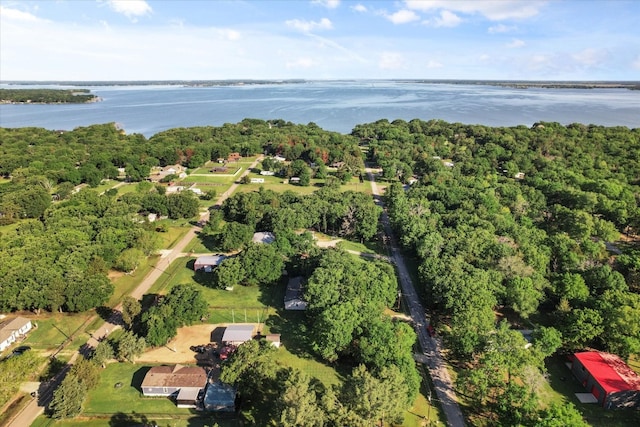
[6,157,263,427]
[367,169,466,427]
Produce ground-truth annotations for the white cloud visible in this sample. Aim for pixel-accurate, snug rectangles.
[633,55,640,70]
[507,38,525,48]
[571,48,607,66]
[479,54,491,61]
[286,57,317,69]
[0,6,45,22]
[433,10,462,27]
[386,9,420,25]
[352,4,367,13]
[379,52,405,70]
[488,24,516,33]
[404,0,544,21]
[107,0,152,20]
[312,0,341,9]
[218,29,241,41]
[426,59,443,68]
[286,17,333,32]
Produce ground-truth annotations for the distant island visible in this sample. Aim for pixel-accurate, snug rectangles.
[2,79,639,90]
[0,88,99,104]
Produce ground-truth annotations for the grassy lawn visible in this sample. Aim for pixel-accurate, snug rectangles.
[182,174,239,184]
[106,255,161,307]
[156,226,191,250]
[24,313,94,351]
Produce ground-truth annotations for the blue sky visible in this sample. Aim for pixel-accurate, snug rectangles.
[1,0,639,81]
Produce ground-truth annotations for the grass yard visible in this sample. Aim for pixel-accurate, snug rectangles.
[156,225,191,250]
[182,174,239,184]
[24,313,94,352]
[106,255,161,307]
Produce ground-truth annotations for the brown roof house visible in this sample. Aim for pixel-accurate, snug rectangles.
[140,364,208,407]
[0,317,33,353]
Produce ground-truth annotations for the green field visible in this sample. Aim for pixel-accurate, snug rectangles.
[24,313,94,351]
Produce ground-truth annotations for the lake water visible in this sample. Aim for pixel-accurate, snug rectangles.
[1,81,639,137]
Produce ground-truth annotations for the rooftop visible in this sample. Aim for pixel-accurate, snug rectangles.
[222,324,255,343]
[575,351,640,394]
[140,364,207,389]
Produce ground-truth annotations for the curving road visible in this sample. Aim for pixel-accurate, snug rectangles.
[6,157,263,427]
[367,169,466,427]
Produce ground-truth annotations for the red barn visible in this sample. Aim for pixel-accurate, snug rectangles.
[571,351,640,409]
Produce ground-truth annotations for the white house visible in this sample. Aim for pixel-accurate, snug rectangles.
[252,232,276,244]
[274,155,287,162]
[250,178,265,184]
[0,317,33,352]
[260,170,275,176]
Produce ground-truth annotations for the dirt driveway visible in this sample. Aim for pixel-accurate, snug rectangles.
[136,323,254,365]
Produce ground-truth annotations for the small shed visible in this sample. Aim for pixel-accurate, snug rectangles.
[284,276,307,310]
[571,351,640,408]
[194,255,227,272]
[252,232,275,245]
[265,334,281,348]
[204,381,237,412]
[222,324,255,346]
[250,178,265,184]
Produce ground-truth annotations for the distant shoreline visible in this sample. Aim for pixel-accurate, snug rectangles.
[1,79,639,90]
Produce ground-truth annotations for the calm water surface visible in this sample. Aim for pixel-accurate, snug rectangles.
[1,81,638,136]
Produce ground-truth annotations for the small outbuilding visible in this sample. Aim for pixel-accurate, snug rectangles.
[284,276,307,311]
[140,364,207,399]
[194,255,227,272]
[571,351,640,409]
[203,381,237,412]
[222,324,255,346]
[252,232,275,244]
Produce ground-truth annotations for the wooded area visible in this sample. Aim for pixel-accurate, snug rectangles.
[0,88,97,104]
[0,118,638,425]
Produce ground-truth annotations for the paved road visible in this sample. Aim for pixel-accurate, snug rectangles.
[366,169,466,427]
[6,157,263,427]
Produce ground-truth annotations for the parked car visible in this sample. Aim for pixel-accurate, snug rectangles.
[12,345,31,355]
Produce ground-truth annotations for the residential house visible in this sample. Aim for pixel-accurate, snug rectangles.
[284,276,307,310]
[140,364,207,402]
[194,255,227,272]
[250,178,265,184]
[260,170,275,176]
[227,152,242,162]
[274,155,287,162]
[221,324,255,346]
[0,317,33,353]
[571,351,640,408]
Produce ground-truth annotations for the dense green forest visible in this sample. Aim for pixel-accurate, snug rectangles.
[1,119,638,425]
[0,88,97,103]
[353,119,639,424]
